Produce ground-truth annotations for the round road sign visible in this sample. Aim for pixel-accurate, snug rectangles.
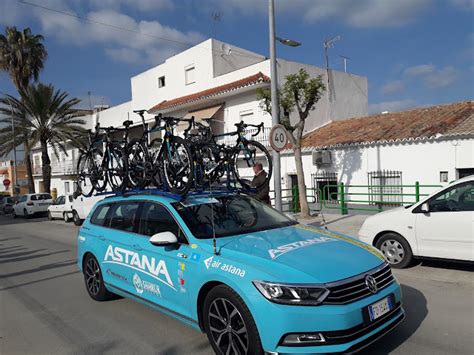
[269,124,289,152]
[3,178,11,187]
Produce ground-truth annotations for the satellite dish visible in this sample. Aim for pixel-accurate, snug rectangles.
[221,43,232,56]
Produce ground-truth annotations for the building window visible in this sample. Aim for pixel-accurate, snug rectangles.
[368,170,403,206]
[65,181,70,194]
[185,65,195,85]
[158,76,165,88]
[312,171,338,203]
[440,171,448,183]
[239,110,253,121]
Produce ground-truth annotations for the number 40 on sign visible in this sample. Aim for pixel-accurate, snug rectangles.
[269,124,289,152]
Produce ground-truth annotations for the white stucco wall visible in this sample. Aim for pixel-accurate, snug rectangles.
[280,138,474,201]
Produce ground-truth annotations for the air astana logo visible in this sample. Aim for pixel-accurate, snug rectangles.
[268,236,337,260]
[104,245,175,290]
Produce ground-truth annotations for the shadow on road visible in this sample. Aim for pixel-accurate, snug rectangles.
[0,258,78,279]
[364,284,427,354]
[416,258,474,272]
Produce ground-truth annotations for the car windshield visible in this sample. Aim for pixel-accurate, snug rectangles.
[172,194,297,239]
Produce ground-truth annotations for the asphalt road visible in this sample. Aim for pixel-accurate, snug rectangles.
[0,215,473,355]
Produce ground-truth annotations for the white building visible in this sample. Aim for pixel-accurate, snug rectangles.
[281,101,474,212]
[31,38,369,197]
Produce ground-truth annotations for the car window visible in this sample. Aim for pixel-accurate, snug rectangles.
[40,194,52,200]
[90,204,112,226]
[20,196,27,202]
[107,202,140,233]
[31,195,38,201]
[6,197,14,203]
[68,196,73,203]
[429,182,474,212]
[139,202,186,243]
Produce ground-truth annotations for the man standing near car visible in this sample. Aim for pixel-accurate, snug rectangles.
[251,163,270,205]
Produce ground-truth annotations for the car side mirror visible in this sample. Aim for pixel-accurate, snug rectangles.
[149,231,178,246]
[420,203,430,213]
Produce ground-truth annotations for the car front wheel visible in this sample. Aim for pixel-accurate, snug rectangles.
[376,232,413,268]
[63,212,71,223]
[48,211,53,220]
[203,285,263,355]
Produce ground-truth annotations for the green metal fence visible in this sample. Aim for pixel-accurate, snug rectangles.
[271,182,442,215]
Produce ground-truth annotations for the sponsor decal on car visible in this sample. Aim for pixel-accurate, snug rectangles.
[203,256,246,278]
[297,224,385,261]
[268,236,337,260]
[133,273,162,297]
[106,268,127,282]
[103,245,175,290]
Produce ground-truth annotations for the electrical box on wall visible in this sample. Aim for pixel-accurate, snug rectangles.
[312,150,332,166]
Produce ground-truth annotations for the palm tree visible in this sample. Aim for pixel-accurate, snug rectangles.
[0,26,48,192]
[0,84,86,193]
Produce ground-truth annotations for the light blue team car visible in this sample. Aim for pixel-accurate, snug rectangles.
[78,192,404,354]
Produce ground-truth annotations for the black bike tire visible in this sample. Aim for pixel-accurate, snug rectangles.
[127,138,150,189]
[107,143,128,193]
[149,138,164,189]
[162,136,194,196]
[233,140,273,189]
[76,151,97,197]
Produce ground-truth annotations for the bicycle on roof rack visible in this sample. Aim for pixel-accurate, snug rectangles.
[76,122,130,197]
[184,118,272,190]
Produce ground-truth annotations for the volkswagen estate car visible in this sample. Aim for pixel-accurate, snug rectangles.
[78,192,404,354]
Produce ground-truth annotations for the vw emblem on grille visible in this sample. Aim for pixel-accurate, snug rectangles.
[365,275,378,294]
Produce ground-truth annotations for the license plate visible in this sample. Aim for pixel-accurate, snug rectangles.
[368,296,392,321]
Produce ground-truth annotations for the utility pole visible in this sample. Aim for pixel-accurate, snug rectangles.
[269,0,282,211]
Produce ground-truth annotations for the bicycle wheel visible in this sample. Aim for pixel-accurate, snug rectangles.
[162,136,194,195]
[107,143,128,193]
[76,151,95,197]
[233,140,272,189]
[127,138,150,189]
[149,138,164,189]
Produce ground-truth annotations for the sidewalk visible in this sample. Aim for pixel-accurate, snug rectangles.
[296,212,369,237]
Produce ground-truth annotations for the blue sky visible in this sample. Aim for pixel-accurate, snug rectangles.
[0,0,473,114]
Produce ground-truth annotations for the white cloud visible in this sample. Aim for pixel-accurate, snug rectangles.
[404,64,435,76]
[210,0,432,28]
[24,3,204,65]
[88,0,173,12]
[424,66,459,88]
[369,99,417,114]
[449,0,474,9]
[403,64,459,88]
[380,80,404,94]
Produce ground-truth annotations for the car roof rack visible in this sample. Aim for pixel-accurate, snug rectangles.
[99,185,256,201]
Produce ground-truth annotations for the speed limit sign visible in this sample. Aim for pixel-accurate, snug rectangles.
[269,124,289,152]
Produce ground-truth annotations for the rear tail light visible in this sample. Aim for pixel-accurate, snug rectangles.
[27,201,34,206]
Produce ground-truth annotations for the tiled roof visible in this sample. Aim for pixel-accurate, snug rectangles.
[303,101,473,149]
[148,72,270,113]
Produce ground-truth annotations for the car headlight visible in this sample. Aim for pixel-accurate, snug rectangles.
[253,281,329,306]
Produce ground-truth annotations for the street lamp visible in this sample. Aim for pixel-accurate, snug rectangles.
[269,0,301,211]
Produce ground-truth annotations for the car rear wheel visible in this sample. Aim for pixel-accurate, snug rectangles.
[83,254,114,301]
[72,210,83,226]
[376,233,413,269]
[63,212,71,223]
[24,208,29,219]
[203,285,263,355]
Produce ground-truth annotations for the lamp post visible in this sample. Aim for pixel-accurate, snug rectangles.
[269,0,301,211]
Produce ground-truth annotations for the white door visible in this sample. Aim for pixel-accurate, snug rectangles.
[415,181,474,261]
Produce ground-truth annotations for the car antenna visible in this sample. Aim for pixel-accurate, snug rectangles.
[209,180,219,255]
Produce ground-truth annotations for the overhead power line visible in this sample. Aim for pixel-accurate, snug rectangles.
[17,0,262,60]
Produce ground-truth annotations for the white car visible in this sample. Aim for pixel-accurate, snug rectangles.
[71,194,108,226]
[47,195,74,222]
[13,193,53,218]
[359,176,474,268]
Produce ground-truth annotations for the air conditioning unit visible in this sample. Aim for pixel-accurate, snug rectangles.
[312,150,332,166]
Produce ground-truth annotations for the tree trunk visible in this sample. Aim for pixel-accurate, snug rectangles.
[40,140,51,193]
[294,145,310,217]
[25,150,35,193]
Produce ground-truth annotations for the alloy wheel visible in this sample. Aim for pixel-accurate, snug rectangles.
[208,298,248,355]
[85,257,101,296]
[380,239,405,264]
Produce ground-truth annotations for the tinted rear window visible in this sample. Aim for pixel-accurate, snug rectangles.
[90,204,111,226]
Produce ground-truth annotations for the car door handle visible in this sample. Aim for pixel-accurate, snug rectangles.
[132,244,142,251]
